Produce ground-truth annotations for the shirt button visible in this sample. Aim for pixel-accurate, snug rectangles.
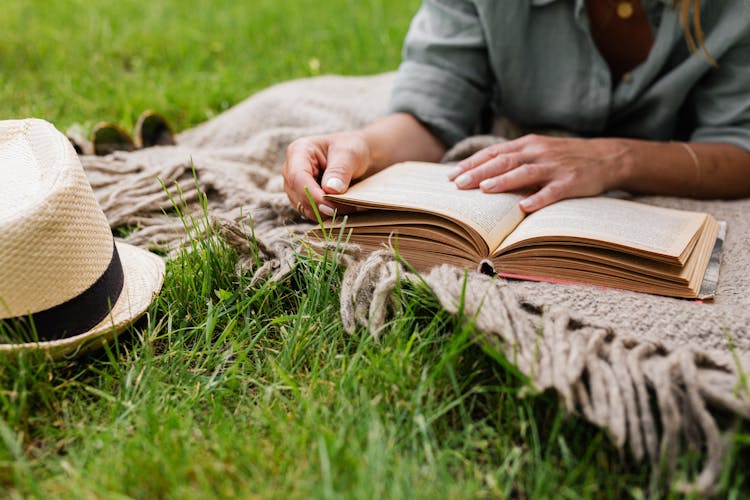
[622,72,633,83]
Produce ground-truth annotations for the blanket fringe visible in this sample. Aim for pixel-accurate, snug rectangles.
[335,251,750,496]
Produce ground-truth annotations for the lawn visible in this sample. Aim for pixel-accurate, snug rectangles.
[1,1,747,498]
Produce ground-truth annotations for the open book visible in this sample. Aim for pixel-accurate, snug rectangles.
[308,162,723,299]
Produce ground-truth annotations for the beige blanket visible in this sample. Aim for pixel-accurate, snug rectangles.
[80,73,750,494]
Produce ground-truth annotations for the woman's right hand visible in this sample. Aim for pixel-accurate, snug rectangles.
[283,113,447,220]
[282,131,371,220]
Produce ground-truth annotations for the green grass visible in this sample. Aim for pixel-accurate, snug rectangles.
[2,0,412,131]
[2,1,749,498]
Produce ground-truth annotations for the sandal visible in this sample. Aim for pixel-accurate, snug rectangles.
[91,122,136,155]
[134,110,175,148]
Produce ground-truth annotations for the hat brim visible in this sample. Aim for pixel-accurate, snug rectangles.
[0,242,165,359]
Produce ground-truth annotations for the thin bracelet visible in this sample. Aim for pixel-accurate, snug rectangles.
[678,142,701,197]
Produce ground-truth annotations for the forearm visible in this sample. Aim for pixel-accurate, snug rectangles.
[616,139,750,198]
[358,112,447,176]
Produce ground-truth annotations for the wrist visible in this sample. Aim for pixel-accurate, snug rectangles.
[604,138,636,191]
[358,129,378,174]
[359,125,393,178]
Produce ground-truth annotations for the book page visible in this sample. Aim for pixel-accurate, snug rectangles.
[498,197,707,261]
[326,162,525,251]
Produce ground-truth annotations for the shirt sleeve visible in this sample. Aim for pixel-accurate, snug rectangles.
[689,35,750,153]
[388,0,493,147]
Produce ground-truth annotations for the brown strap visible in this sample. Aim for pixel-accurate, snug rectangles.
[586,0,655,84]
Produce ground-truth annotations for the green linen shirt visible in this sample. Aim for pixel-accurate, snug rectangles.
[389,0,750,151]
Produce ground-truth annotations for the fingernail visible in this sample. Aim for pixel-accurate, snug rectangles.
[447,166,462,180]
[479,179,496,191]
[455,173,472,188]
[519,199,531,210]
[318,204,335,217]
[325,178,346,193]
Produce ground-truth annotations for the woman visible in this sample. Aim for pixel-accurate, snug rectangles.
[283,0,750,219]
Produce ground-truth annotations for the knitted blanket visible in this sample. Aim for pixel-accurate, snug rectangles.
[79,73,750,494]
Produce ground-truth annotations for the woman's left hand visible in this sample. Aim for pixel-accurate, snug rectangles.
[447,134,630,212]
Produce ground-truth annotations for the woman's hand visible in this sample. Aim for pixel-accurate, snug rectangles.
[283,113,447,220]
[447,134,629,212]
[283,131,371,220]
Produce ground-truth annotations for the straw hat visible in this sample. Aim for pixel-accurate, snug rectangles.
[0,119,165,358]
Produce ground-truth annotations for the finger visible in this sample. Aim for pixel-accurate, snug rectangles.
[283,141,336,220]
[318,200,359,218]
[481,162,551,194]
[453,153,529,189]
[300,199,359,220]
[283,137,325,179]
[518,182,569,213]
[284,170,359,221]
[320,143,363,194]
[449,138,529,180]
[284,171,325,220]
